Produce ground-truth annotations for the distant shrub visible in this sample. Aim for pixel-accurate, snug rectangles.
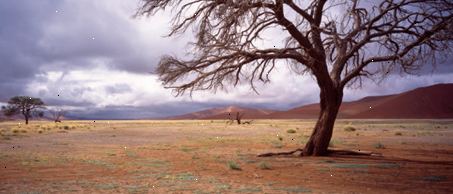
[278,136,283,141]
[38,130,43,134]
[63,126,70,130]
[12,129,20,133]
[227,161,241,170]
[344,126,356,132]
[395,132,403,136]
[286,129,296,133]
[20,130,27,133]
[374,142,385,149]
[257,162,271,170]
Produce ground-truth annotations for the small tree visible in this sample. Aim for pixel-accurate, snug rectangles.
[236,112,244,124]
[1,96,45,125]
[137,0,453,156]
[51,108,66,123]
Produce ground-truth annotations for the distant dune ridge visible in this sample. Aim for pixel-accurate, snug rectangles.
[168,83,453,119]
[169,105,275,120]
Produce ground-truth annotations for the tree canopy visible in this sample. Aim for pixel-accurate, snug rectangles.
[2,96,45,124]
[137,0,453,94]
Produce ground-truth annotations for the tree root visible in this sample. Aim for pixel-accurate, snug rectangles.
[327,148,382,156]
[257,148,304,157]
[257,148,381,157]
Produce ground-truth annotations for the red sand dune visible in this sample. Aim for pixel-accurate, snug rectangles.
[169,83,453,119]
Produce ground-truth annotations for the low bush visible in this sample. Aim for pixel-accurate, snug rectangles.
[227,161,241,170]
[344,126,356,132]
[257,162,271,170]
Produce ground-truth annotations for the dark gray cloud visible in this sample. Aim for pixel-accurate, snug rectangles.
[0,0,180,100]
[67,102,215,120]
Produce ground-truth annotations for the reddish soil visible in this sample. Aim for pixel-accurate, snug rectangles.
[1,120,453,193]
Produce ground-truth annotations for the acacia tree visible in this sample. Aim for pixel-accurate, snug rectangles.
[137,0,453,156]
[1,96,45,125]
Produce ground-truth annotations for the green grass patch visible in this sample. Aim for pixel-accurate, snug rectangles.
[227,161,242,170]
[235,186,262,193]
[374,142,385,149]
[332,163,369,169]
[176,172,197,181]
[273,186,311,193]
[215,183,231,191]
[257,161,272,170]
[329,139,344,148]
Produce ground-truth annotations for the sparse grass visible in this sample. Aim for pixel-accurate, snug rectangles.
[374,142,386,149]
[329,139,344,148]
[271,141,284,148]
[332,163,369,169]
[125,150,138,158]
[286,129,296,133]
[376,163,400,169]
[344,126,356,132]
[227,161,241,170]
[273,186,311,193]
[175,172,197,181]
[96,183,119,190]
[215,183,231,190]
[124,183,149,193]
[329,141,335,147]
[235,186,262,193]
[257,161,271,170]
[132,159,169,168]
[180,146,198,152]
[82,159,115,169]
[422,175,447,182]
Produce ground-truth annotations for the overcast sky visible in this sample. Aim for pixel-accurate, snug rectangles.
[1,0,452,119]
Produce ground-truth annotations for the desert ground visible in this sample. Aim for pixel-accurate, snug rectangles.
[1,119,453,193]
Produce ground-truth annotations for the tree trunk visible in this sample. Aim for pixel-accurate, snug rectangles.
[303,85,343,156]
[25,116,29,125]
